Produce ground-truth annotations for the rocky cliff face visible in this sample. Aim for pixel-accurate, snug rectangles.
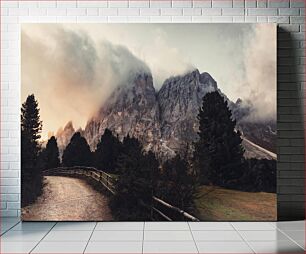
[83,72,163,155]
[58,69,276,160]
[56,121,75,154]
[157,70,217,154]
[157,70,276,157]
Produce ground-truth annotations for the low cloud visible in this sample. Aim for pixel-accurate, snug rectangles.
[241,24,277,122]
[139,28,194,88]
[22,25,150,139]
[22,24,276,140]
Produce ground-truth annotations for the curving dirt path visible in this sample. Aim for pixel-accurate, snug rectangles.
[22,176,113,221]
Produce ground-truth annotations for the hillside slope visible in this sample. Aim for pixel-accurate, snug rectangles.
[194,185,277,221]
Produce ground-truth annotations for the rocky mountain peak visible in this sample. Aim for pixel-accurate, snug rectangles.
[55,121,76,154]
[83,70,161,152]
[98,71,156,116]
[63,121,74,132]
[59,69,275,161]
[156,69,219,154]
[199,72,217,89]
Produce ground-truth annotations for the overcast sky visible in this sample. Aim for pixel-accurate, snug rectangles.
[22,23,276,140]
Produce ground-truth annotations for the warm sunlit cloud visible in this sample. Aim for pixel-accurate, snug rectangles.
[21,24,276,140]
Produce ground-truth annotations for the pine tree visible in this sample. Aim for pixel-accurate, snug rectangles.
[144,151,160,193]
[62,132,92,167]
[110,135,157,220]
[45,136,60,169]
[193,91,245,188]
[21,95,42,146]
[240,158,276,193]
[158,155,195,212]
[94,129,121,173]
[21,94,43,207]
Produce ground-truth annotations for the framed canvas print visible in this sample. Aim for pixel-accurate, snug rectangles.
[21,24,277,221]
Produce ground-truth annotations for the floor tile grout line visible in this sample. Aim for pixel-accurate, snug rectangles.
[276,227,305,251]
[141,221,145,254]
[29,222,57,254]
[187,221,200,254]
[0,220,21,236]
[83,222,97,254]
[268,222,277,229]
[230,222,256,254]
[94,230,189,231]
[1,220,304,253]
[87,240,239,242]
[274,229,305,231]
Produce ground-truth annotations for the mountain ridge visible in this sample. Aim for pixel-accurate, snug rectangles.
[56,69,276,160]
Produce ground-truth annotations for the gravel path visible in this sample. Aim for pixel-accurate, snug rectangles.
[22,176,113,221]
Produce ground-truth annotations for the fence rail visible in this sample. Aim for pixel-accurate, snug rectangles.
[43,166,116,194]
[43,166,199,222]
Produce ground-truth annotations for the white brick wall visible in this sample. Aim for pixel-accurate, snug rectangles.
[0,0,305,218]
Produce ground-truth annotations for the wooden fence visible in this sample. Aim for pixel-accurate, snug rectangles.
[43,166,199,222]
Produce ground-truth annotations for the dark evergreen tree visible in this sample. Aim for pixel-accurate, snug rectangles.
[62,132,92,167]
[158,155,195,212]
[240,159,276,193]
[94,129,121,173]
[21,95,42,147]
[45,136,60,169]
[110,135,157,220]
[36,147,47,173]
[21,94,43,207]
[193,91,245,188]
[144,151,160,193]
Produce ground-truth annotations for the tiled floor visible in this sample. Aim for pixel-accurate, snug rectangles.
[0,218,304,253]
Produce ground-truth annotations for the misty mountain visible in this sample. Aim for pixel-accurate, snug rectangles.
[83,72,163,155]
[55,121,75,154]
[229,97,277,154]
[57,69,276,160]
[157,69,276,158]
[157,70,217,155]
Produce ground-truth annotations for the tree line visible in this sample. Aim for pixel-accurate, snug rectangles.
[21,92,276,220]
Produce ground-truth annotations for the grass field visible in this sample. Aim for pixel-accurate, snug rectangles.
[194,185,277,221]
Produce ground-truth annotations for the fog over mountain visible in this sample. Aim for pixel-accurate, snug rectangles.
[54,67,276,161]
[21,24,276,142]
[22,25,151,139]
